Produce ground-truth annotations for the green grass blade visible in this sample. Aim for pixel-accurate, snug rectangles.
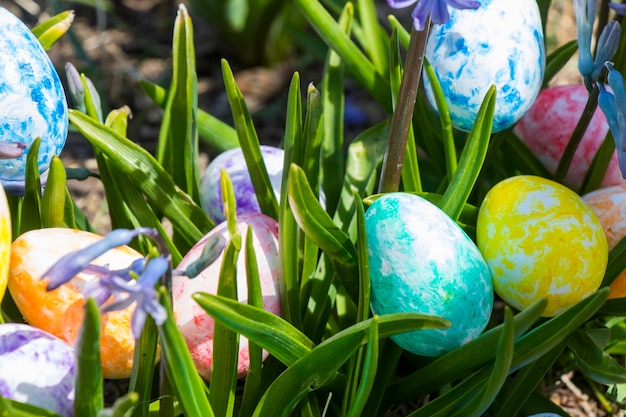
[0,396,63,417]
[129,314,158,417]
[569,329,626,384]
[450,307,515,417]
[345,317,378,417]
[41,156,67,228]
[156,4,200,203]
[543,39,578,88]
[355,0,388,76]
[157,288,215,417]
[20,138,42,235]
[221,59,280,220]
[288,163,359,301]
[209,241,240,417]
[238,227,266,417]
[293,0,392,111]
[301,84,324,196]
[74,298,104,417]
[321,4,350,215]
[32,10,74,50]
[69,110,213,249]
[138,79,238,152]
[439,85,496,221]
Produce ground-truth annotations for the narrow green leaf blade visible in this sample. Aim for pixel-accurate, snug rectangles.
[32,10,74,50]
[41,156,67,228]
[569,329,626,384]
[20,138,43,234]
[74,298,104,417]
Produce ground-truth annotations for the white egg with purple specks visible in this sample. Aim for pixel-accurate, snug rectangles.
[0,6,68,190]
[200,146,283,223]
[365,193,493,357]
[423,0,545,132]
[0,323,75,416]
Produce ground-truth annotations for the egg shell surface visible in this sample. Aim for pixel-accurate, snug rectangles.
[423,0,544,132]
[9,228,143,379]
[365,193,493,357]
[0,184,11,301]
[514,84,621,190]
[173,213,281,380]
[477,176,608,316]
[200,146,283,223]
[583,183,626,298]
[0,6,68,186]
[0,323,75,417]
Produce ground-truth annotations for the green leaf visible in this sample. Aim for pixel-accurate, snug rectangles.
[603,234,626,288]
[69,110,213,250]
[129,315,158,417]
[32,10,74,50]
[581,130,615,194]
[251,323,366,417]
[156,4,200,203]
[569,329,626,385]
[221,59,280,220]
[41,156,67,228]
[0,395,63,417]
[345,315,378,417]
[99,393,139,417]
[355,0,388,76]
[20,138,43,235]
[238,227,265,417]
[321,3,351,215]
[543,39,578,88]
[439,85,496,221]
[209,241,240,417]
[138,79,238,152]
[292,0,392,111]
[288,163,359,302]
[450,307,515,417]
[157,288,215,417]
[74,298,104,417]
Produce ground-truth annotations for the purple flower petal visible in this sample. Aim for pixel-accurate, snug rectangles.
[387,0,417,8]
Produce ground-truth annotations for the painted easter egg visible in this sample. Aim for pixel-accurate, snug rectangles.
[0,323,75,416]
[515,84,621,189]
[0,184,11,302]
[173,213,281,380]
[583,183,626,298]
[424,0,544,132]
[9,228,143,379]
[365,193,493,357]
[0,6,68,189]
[200,146,283,223]
[477,175,608,316]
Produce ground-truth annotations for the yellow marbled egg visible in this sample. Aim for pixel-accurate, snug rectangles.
[0,183,10,302]
[476,175,608,316]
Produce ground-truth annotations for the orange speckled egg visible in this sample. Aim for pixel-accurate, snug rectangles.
[0,184,10,301]
[583,183,626,298]
[8,228,143,379]
[477,175,608,316]
[173,213,281,380]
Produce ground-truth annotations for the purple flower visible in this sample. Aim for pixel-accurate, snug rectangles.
[609,2,626,15]
[43,227,157,291]
[387,0,480,31]
[99,256,168,339]
[597,63,626,178]
[575,0,621,88]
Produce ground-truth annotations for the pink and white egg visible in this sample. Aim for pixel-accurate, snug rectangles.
[514,84,624,189]
[173,213,281,380]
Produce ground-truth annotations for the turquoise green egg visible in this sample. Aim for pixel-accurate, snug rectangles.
[365,193,493,357]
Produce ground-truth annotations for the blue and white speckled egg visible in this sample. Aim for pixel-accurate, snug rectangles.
[200,146,284,223]
[424,0,545,132]
[0,323,75,416]
[0,6,68,188]
[365,193,493,357]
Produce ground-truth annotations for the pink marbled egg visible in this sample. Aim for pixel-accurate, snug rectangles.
[514,84,623,189]
[172,213,281,380]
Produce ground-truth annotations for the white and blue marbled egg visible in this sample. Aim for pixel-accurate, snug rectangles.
[0,6,68,189]
[424,0,545,132]
[365,193,493,357]
[0,323,75,416]
[200,146,284,223]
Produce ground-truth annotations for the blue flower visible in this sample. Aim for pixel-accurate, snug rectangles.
[98,256,169,339]
[575,0,621,88]
[387,0,480,31]
[609,2,626,15]
[43,227,157,291]
[597,63,626,178]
